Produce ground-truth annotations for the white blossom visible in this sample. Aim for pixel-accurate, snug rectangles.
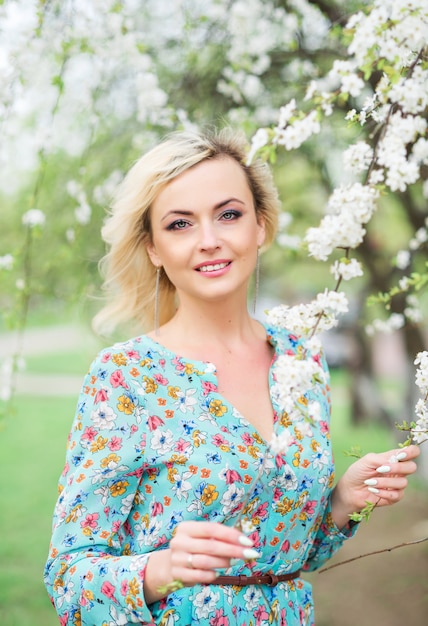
[396,250,411,270]
[330,258,363,281]
[343,141,373,174]
[0,254,14,270]
[22,208,46,228]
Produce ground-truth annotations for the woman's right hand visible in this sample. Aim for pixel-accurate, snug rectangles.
[143,521,260,603]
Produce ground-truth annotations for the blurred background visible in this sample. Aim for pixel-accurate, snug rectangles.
[0,1,427,624]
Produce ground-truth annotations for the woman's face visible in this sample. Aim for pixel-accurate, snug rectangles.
[146,156,265,307]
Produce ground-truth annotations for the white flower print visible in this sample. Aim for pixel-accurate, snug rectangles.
[220,483,246,514]
[56,580,75,608]
[151,429,175,454]
[172,470,193,501]
[91,402,117,429]
[243,585,263,610]
[193,586,220,619]
[174,388,197,413]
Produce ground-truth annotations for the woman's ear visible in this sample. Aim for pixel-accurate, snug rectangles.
[256,216,266,248]
[146,241,161,268]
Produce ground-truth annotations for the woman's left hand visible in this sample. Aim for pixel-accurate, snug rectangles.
[332,445,420,528]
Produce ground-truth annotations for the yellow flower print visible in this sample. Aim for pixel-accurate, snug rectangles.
[310,439,320,452]
[90,435,108,453]
[192,429,206,447]
[279,412,292,427]
[140,357,153,368]
[297,395,309,406]
[168,385,180,399]
[122,542,131,555]
[247,445,260,459]
[82,526,93,537]
[167,467,178,483]
[112,352,127,366]
[209,399,227,417]
[129,577,140,596]
[144,376,158,394]
[100,453,120,468]
[169,453,187,466]
[276,497,294,516]
[109,480,129,497]
[292,451,301,467]
[184,363,195,375]
[201,484,219,506]
[117,395,135,414]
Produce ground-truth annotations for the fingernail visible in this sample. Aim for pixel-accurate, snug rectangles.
[243,548,261,560]
[396,451,407,461]
[238,535,254,547]
[367,486,380,494]
[376,465,391,474]
[364,478,378,486]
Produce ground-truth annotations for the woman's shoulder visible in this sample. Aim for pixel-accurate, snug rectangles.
[88,333,162,372]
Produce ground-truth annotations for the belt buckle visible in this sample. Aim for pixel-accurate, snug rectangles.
[264,573,279,586]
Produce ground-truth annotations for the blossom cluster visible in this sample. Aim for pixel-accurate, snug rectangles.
[413,351,428,444]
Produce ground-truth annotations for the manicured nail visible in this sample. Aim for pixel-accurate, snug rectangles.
[238,535,254,547]
[243,548,261,560]
[367,486,380,494]
[376,465,391,474]
[396,451,407,461]
[364,478,378,486]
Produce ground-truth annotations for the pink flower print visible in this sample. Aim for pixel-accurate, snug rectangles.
[273,487,283,502]
[159,358,166,368]
[320,420,329,434]
[212,434,228,447]
[225,469,242,484]
[172,356,185,372]
[101,581,118,604]
[82,426,97,442]
[59,612,69,626]
[175,438,191,453]
[130,424,138,434]
[151,501,164,516]
[94,387,110,403]
[153,373,168,385]
[120,580,129,597]
[108,436,122,451]
[110,370,129,389]
[61,461,69,477]
[302,500,317,516]
[249,531,261,549]
[254,502,268,520]
[148,415,165,431]
[112,520,121,534]
[242,433,254,446]
[202,380,218,396]
[101,352,111,363]
[81,512,99,530]
[255,605,269,625]
[210,608,229,625]
[281,539,290,553]
[126,350,141,361]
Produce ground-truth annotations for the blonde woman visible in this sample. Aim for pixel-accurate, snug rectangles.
[44,128,419,626]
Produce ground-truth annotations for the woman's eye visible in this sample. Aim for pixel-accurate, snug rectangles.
[167,219,189,231]
[221,210,241,221]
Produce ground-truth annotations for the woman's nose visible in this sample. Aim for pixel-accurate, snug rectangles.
[198,223,221,251]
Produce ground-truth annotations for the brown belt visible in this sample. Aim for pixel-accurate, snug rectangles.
[212,570,300,587]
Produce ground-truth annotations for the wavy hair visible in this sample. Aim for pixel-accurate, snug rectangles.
[93,127,280,336]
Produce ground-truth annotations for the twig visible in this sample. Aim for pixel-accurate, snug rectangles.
[319,536,428,573]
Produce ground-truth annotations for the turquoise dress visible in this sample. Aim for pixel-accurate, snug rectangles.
[44,323,357,625]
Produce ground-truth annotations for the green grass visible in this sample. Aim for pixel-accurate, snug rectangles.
[24,349,94,376]
[0,396,76,626]
[0,370,401,626]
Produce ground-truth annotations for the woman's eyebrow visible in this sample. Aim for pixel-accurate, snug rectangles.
[160,197,245,222]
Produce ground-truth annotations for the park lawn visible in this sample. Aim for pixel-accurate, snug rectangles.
[0,371,396,626]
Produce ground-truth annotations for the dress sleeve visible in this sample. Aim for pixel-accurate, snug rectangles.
[302,492,359,572]
[44,349,156,625]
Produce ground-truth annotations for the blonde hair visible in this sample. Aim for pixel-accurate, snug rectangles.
[93,127,280,336]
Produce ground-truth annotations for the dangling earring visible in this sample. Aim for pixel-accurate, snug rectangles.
[154,266,161,335]
[253,248,260,315]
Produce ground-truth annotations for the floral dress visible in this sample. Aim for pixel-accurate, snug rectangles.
[44,323,357,626]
